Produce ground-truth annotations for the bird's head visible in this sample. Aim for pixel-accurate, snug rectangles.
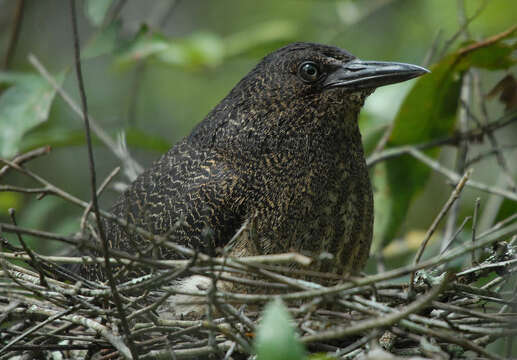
[245,42,428,109]
[193,42,428,153]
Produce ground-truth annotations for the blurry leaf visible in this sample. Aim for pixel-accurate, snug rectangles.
[494,198,517,224]
[255,298,307,360]
[20,127,170,154]
[487,74,517,112]
[373,26,517,249]
[116,25,170,67]
[224,20,298,58]
[116,21,297,70]
[359,111,389,156]
[85,0,113,26]
[125,128,171,153]
[0,193,22,213]
[118,29,225,69]
[82,21,121,59]
[0,72,64,158]
[20,129,87,151]
[155,32,225,69]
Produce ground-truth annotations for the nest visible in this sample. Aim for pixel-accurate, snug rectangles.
[0,198,516,359]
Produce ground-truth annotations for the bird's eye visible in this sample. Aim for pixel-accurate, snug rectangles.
[298,62,320,83]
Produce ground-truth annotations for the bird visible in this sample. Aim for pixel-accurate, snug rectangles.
[80,42,428,316]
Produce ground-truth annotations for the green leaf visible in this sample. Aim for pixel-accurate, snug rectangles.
[155,32,225,69]
[116,21,298,70]
[224,20,298,58]
[116,25,170,67]
[0,192,22,213]
[0,72,64,158]
[85,0,113,26]
[372,27,517,250]
[117,27,225,69]
[255,298,307,360]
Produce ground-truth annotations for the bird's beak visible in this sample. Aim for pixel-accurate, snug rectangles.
[323,59,429,90]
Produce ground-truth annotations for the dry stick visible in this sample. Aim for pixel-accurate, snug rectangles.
[437,0,488,58]
[463,96,517,191]
[366,110,517,167]
[466,144,517,168]
[80,166,121,232]
[68,2,136,359]
[2,218,517,304]
[0,146,50,178]
[301,273,451,343]
[369,146,517,202]
[0,306,75,354]
[440,215,471,254]
[23,304,131,358]
[27,55,142,181]
[8,209,47,287]
[0,250,310,269]
[442,69,472,253]
[409,170,471,293]
[354,297,506,360]
[471,197,481,265]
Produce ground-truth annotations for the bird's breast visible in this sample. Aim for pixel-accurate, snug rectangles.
[243,140,373,277]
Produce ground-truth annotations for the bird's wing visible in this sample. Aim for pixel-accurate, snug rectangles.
[104,139,244,259]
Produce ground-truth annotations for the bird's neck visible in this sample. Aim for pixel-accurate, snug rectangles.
[190,98,365,164]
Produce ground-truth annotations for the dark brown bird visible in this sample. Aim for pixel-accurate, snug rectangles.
[82,42,427,315]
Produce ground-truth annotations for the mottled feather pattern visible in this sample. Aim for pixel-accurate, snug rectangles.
[82,42,375,286]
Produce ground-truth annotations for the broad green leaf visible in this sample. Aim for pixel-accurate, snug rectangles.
[255,298,307,360]
[0,72,64,158]
[85,0,113,26]
[373,27,517,250]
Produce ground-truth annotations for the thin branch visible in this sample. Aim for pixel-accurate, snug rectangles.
[28,54,143,181]
[69,2,136,359]
[409,170,471,292]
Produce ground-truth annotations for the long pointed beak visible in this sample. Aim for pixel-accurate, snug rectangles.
[323,59,429,90]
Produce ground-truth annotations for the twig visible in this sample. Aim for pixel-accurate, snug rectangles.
[0,146,51,178]
[471,197,481,265]
[69,2,136,359]
[440,216,471,254]
[301,273,451,343]
[369,147,517,202]
[409,170,471,292]
[366,110,517,166]
[27,55,143,181]
[80,166,121,232]
[0,306,75,354]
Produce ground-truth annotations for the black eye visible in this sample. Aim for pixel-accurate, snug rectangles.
[298,61,320,83]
